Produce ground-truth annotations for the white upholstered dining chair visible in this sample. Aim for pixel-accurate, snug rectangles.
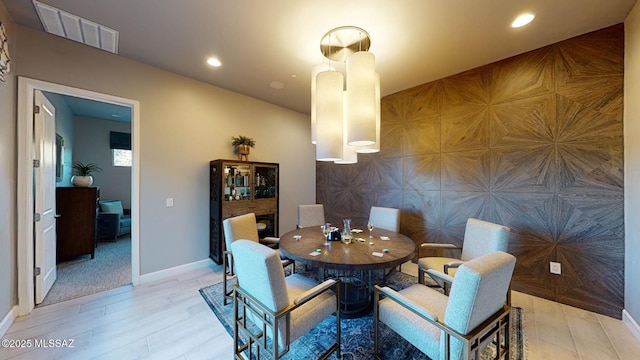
[231,240,341,360]
[369,206,400,232]
[374,251,516,360]
[297,204,325,228]
[222,213,294,305]
[418,218,510,294]
[369,206,402,273]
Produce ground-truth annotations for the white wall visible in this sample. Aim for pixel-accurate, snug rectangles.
[625,3,640,326]
[0,0,16,322]
[14,25,316,276]
[73,116,132,208]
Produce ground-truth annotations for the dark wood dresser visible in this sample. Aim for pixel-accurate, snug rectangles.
[56,187,99,263]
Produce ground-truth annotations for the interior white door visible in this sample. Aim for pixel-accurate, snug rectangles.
[34,90,57,304]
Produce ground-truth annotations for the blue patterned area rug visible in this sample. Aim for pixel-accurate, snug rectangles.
[199,270,526,360]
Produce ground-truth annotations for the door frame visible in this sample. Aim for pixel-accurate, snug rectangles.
[17,77,141,316]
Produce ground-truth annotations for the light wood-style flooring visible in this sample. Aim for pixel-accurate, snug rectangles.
[2,262,639,359]
[401,262,640,360]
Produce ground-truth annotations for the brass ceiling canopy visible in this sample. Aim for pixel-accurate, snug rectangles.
[320,26,371,62]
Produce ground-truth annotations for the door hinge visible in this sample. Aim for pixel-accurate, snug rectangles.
[34,267,41,276]
[34,213,41,222]
[34,105,40,114]
[33,159,40,168]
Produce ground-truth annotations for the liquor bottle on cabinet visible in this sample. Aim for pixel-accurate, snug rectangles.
[209,160,279,264]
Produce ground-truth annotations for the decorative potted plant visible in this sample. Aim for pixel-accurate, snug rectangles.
[231,135,255,161]
[71,162,102,187]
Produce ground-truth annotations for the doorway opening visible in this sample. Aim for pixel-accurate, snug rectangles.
[17,77,141,316]
[37,91,133,307]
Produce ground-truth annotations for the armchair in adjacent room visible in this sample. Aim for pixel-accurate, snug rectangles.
[97,200,131,241]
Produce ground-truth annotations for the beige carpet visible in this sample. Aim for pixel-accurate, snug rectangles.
[38,237,132,306]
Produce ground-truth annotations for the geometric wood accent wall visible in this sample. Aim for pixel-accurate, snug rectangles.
[317,24,624,318]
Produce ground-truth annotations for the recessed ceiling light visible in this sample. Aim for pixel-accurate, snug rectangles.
[269,81,284,90]
[511,13,535,28]
[206,57,222,67]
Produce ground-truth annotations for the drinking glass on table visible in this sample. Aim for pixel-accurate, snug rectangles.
[322,223,331,246]
[367,219,375,238]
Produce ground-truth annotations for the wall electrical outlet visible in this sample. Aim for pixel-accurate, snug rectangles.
[550,261,562,275]
[166,198,174,207]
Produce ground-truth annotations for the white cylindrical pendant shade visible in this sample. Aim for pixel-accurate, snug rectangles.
[335,95,358,164]
[346,51,376,146]
[357,73,380,153]
[311,64,334,144]
[315,70,344,161]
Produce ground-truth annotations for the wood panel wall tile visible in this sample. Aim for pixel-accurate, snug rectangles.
[556,143,624,194]
[402,115,441,155]
[381,87,441,157]
[556,249,624,318]
[555,95,623,144]
[390,81,442,119]
[316,161,350,188]
[351,156,403,189]
[556,194,624,244]
[441,150,491,191]
[403,154,441,191]
[554,28,624,115]
[490,95,556,147]
[317,24,624,318]
[490,145,556,193]
[490,192,557,241]
[489,47,555,104]
[441,68,490,114]
[402,190,441,243]
[510,242,557,299]
[441,107,490,152]
[440,191,491,229]
[379,101,405,158]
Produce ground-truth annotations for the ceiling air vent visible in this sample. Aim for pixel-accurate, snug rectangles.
[33,0,118,54]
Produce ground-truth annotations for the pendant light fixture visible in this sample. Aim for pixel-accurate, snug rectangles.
[315,70,344,161]
[334,105,358,164]
[311,26,380,163]
[356,73,381,153]
[345,51,376,146]
[310,64,334,144]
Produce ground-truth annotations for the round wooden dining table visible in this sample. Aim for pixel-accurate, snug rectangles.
[279,225,415,317]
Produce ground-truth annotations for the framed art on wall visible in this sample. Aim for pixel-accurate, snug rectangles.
[0,21,11,82]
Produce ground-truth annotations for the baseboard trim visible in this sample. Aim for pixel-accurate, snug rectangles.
[139,258,215,285]
[623,309,640,342]
[0,305,18,338]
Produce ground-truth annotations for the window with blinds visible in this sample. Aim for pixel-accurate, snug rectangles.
[110,131,132,167]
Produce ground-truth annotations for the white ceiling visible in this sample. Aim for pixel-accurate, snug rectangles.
[53,93,131,122]
[4,0,637,115]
